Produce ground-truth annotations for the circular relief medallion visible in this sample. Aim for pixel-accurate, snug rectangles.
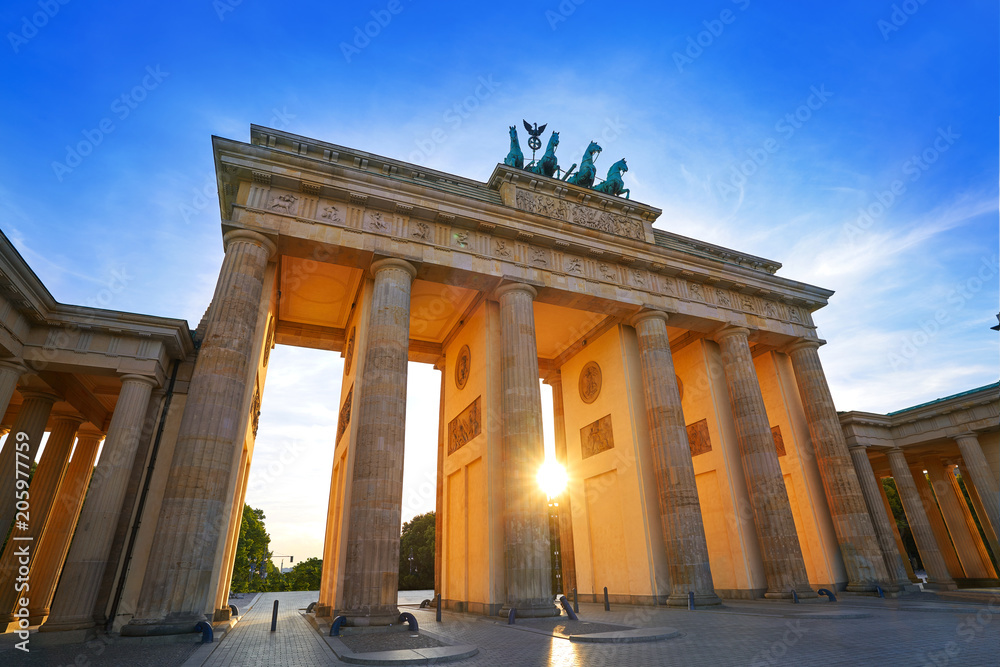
[676,374,684,402]
[579,361,602,404]
[455,345,471,390]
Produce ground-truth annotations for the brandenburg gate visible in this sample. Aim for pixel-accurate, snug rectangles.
[0,124,996,638]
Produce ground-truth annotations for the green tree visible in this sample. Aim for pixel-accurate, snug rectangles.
[881,478,922,571]
[231,504,281,593]
[285,557,323,591]
[398,511,435,590]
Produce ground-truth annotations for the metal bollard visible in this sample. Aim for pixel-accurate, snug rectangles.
[603,587,610,611]
[436,593,442,623]
[573,588,579,614]
[507,608,517,625]
[330,615,347,637]
[688,591,695,611]
[791,589,799,604]
[818,588,838,602]
[270,600,279,631]
[559,596,578,621]
[195,621,213,643]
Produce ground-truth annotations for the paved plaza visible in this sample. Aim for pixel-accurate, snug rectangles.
[2,589,998,665]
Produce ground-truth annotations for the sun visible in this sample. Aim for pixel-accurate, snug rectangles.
[537,459,568,499]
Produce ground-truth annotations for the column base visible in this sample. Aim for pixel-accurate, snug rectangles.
[338,606,401,627]
[922,579,958,591]
[764,586,818,600]
[845,581,880,593]
[212,607,232,623]
[39,616,99,633]
[120,613,208,637]
[315,604,332,618]
[665,592,722,607]
[500,600,560,618]
[27,608,48,626]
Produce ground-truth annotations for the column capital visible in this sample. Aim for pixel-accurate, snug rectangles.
[223,229,277,259]
[17,388,61,404]
[119,374,159,389]
[629,309,670,329]
[494,282,537,301]
[785,337,825,354]
[0,359,27,375]
[76,425,105,441]
[712,325,750,344]
[370,257,417,281]
[542,369,562,387]
[50,412,85,427]
[953,431,980,443]
[848,442,869,453]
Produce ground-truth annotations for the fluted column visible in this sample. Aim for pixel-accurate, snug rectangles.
[877,476,918,581]
[848,444,914,589]
[885,447,956,589]
[911,462,965,578]
[713,327,815,599]
[926,462,996,579]
[0,388,59,534]
[957,462,998,550]
[434,360,445,599]
[122,230,275,635]
[339,258,416,625]
[0,414,83,626]
[0,359,26,425]
[42,375,158,631]
[787,340,889,591]
[496,283,558,618]
[945,464,997,576]
[955,432,999,560]
[633,311,719,606]
[544,371,577,597]
[25,428,103,624]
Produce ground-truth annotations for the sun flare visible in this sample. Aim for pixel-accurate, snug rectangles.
[537,459,568,499]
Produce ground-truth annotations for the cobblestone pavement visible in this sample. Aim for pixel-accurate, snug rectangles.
[196,590,335,666]
[2,591,998,665]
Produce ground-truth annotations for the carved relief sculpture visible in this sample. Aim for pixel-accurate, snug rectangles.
[579,361,602,404]
[448,396,481,454]
[455,344,471,390]
[336,385,354,442]
[581,414,614,459]
[344,327,356,375]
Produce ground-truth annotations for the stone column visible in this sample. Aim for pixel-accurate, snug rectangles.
[0,414,82,627]
[946,465,997,576]
[339,258,416,625]
[954,432,1000,559]
[42,374,158,631]
[787,340,889,591]
[545,371,577,597]
[0,359,26,425]
[926,461,995,579]
[496,283,558,618]
[847,444,914,589]
[26,428,103,624]
[121,230,275,636]
[713,327,815,599]
[877,476,918,581]
[0,388,59,534]
[957,462,998,551]
[434,360,445,599]
[885,448,956,589]
[632,311,720,606]
[911,463,965,579]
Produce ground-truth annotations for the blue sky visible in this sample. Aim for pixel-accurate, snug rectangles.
[3,1,997,561]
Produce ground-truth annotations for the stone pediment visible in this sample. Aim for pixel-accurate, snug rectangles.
[487,164,659,244]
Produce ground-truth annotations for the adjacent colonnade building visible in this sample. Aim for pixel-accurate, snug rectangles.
[0,125,996,636]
